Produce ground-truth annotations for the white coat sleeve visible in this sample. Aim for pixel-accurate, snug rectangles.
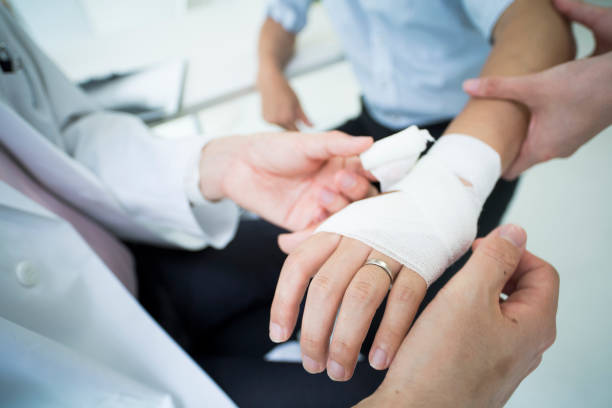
[62,112,240,250]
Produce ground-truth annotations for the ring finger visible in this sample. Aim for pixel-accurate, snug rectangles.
[326,250,401,381]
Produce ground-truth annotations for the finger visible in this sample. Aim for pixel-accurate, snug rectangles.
[460,224,527,297]
[501,250,559,352]
[300,132,374,160]
[319,187,351,214]
[369,266,426,370]
[503,249,560,318]
[270,232,341,343]
[554,0,607,30]
[278,226,318,254]
[503,142,539,180]
[335,170,378,201]
[463,76,535,104]
[300,238,371,373]
[297,105,314,127]
[502,138,542,180]
[283,121,299,132]
[327,251,402,381]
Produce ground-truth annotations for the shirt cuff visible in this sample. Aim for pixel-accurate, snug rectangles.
[267,0,312,33]
[182,135,240,249]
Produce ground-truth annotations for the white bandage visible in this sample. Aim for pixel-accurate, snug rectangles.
[316,132,501,286]
[360,126,434,192]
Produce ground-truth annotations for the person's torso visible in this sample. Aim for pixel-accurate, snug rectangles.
[321,0,493,128]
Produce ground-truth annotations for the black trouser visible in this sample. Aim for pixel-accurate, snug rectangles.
[130,220,385,408]
[132,104,518,407]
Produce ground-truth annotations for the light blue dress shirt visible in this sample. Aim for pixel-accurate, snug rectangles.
[268,0,514,129]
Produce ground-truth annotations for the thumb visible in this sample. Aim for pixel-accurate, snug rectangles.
[460,224,527,296]
[302,131,373,160]
[463,76,535,105]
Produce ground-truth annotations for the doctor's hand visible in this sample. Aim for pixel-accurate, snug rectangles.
[356,225,559,408]
[257,67,312,131]
[198,131,376,232]
[463,0,612,180]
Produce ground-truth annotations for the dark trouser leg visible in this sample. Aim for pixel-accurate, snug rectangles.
[129,219,287,358]
[333,103,519,348]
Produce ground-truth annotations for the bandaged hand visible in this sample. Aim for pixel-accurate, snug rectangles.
[269,130,501,381]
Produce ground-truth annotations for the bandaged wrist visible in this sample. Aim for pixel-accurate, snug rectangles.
[316,132,501,286]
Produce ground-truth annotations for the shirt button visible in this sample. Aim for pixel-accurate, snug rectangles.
[16,260,39,288]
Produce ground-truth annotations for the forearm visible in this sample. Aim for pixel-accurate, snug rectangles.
[257,17,296,82]
[445,0,575,170]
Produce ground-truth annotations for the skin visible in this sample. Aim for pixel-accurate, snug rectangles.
[268,0,574,382]
[198,131,376,232]
[464,0,612,180]
[355,225,560,408]
[257,18,312,131]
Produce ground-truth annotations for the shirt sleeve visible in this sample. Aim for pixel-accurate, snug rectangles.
[461,0,515,40]
[267,0,314,33]
[63,112,240,250]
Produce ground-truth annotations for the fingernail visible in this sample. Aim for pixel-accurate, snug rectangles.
[320,188,335,205]
[370,348,388,370]
[499,224,526,248]
[269,323,286,343]
[463,78,479,93]
[302,355,325,373]
[327,360,346,381]
[340,173,356,190]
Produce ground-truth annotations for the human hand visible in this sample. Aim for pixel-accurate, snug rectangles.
[463,0,612,180]
[269,134,498,381]
[198,131,375,232]
[257,68,312,131]
[271,230,428,381]
[555,0,612,56]
[356,224,559,408]
[464,51,612,180]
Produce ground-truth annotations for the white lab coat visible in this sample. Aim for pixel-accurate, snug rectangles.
[0,5,240,407]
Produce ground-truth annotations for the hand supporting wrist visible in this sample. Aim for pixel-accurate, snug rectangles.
[316,132,501,286]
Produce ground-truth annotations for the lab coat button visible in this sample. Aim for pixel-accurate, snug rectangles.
[16,261,39,287]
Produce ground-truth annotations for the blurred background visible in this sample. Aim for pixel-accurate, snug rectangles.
[11,0,612,406]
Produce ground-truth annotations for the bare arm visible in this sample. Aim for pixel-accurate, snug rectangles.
[257,17,297,78]
[257,17,312,130]
[445,0,575,171]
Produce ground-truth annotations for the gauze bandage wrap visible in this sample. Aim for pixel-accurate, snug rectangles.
[360,126,434,192]
[316,132,501,286]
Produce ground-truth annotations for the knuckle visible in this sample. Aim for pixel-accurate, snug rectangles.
[346,279,377,304]
[390,282,420,306]
[309,274,334,298]
[544,324,557,350]
[378,325,405,345]
[480,78,499,95]
[284,254,310,281]
[301,334,326,354]
[329,338,357,362]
